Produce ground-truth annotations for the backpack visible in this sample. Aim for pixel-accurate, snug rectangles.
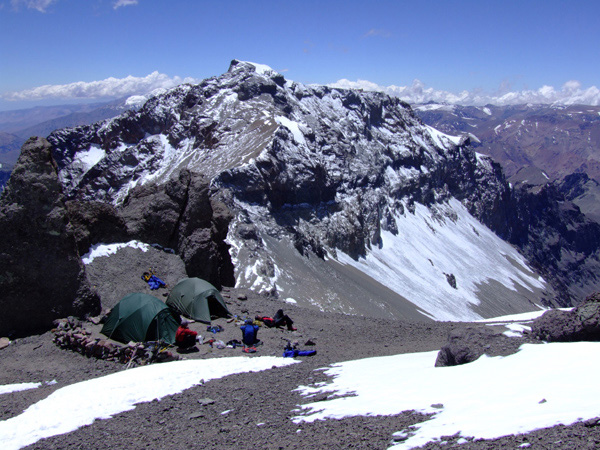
[240,324,258,346]
[262,317,275,327]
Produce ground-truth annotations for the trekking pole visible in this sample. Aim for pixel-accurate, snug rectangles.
[125,348,137,369]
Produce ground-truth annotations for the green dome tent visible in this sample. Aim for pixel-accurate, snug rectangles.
[101,293,180,344]
[167,278,230,324]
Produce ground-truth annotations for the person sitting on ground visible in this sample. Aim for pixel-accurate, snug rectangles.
[175,319,198,349]
[240,318,259,347]
[256,309,296,331]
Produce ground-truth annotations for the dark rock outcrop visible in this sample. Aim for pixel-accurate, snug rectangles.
[66,200,129,255]
[0,137,100,337]
[60,167,235,291]
[557,172,600,224]
[119,169,234,288]
[505,184,600,305]
[531,292,600,341]
[118,170,191,246]
[435,326,525,367]
[0,138,234,337]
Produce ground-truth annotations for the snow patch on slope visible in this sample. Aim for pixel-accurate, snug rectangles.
[275,116,307,146]
[293,342,600,449]
[82,241,150,265]
[73,145,105,172]
[57,144,108,190]
[0,382,41,395]
[0,357,297,450]
[426,125,461,148]
[242,61,276,75]
[336,199,545,321]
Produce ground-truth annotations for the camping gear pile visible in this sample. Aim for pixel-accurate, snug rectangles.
[282,338,317,358]
[141,269,167,290]
[53,316,178,366]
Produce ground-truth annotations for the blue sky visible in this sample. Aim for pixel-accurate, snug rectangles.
[1,0,599,110]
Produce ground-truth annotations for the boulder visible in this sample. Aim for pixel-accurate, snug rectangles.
[0,137,100,337]
[435,326,524,367]
[176,173,234,287]
[531,292,600,341]
[0,337,10,350]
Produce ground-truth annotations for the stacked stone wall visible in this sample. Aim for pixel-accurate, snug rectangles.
[52,317,179,365]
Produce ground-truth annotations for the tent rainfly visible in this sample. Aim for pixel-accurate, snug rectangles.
[101,293,180,344]
[167,278,230,324]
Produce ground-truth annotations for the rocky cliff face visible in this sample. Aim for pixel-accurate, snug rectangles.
[0,138,100,337]
[10,60,591,322]
[117,169,234,287]
[0,138,235,336]
[502,182,600,304]
[556,172,600,223]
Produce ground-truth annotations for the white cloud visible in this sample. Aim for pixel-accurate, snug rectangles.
[363,28,392,38]
[2,72,200,101]
[10,0,55,12]
[329,79,600,106]
[10,0,139,12]
[4,70,599,108]
[113,0,138,9]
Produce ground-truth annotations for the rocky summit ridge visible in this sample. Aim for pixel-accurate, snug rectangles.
[2,60,600,335]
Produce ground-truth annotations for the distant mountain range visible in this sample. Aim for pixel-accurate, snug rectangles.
[0,99,135,168]
[414,103,600,181]
[413,103,600,222]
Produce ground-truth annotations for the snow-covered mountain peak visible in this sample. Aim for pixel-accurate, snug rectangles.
[46,62,560,321]
[228,59,279,77]
[49,62,468,206]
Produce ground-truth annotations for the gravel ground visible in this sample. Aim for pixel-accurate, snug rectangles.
[2,286,600,450]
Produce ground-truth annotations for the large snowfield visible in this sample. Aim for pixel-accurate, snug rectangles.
[1,311,599,450]
[337,199,546,321]
[294,341,600,449]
